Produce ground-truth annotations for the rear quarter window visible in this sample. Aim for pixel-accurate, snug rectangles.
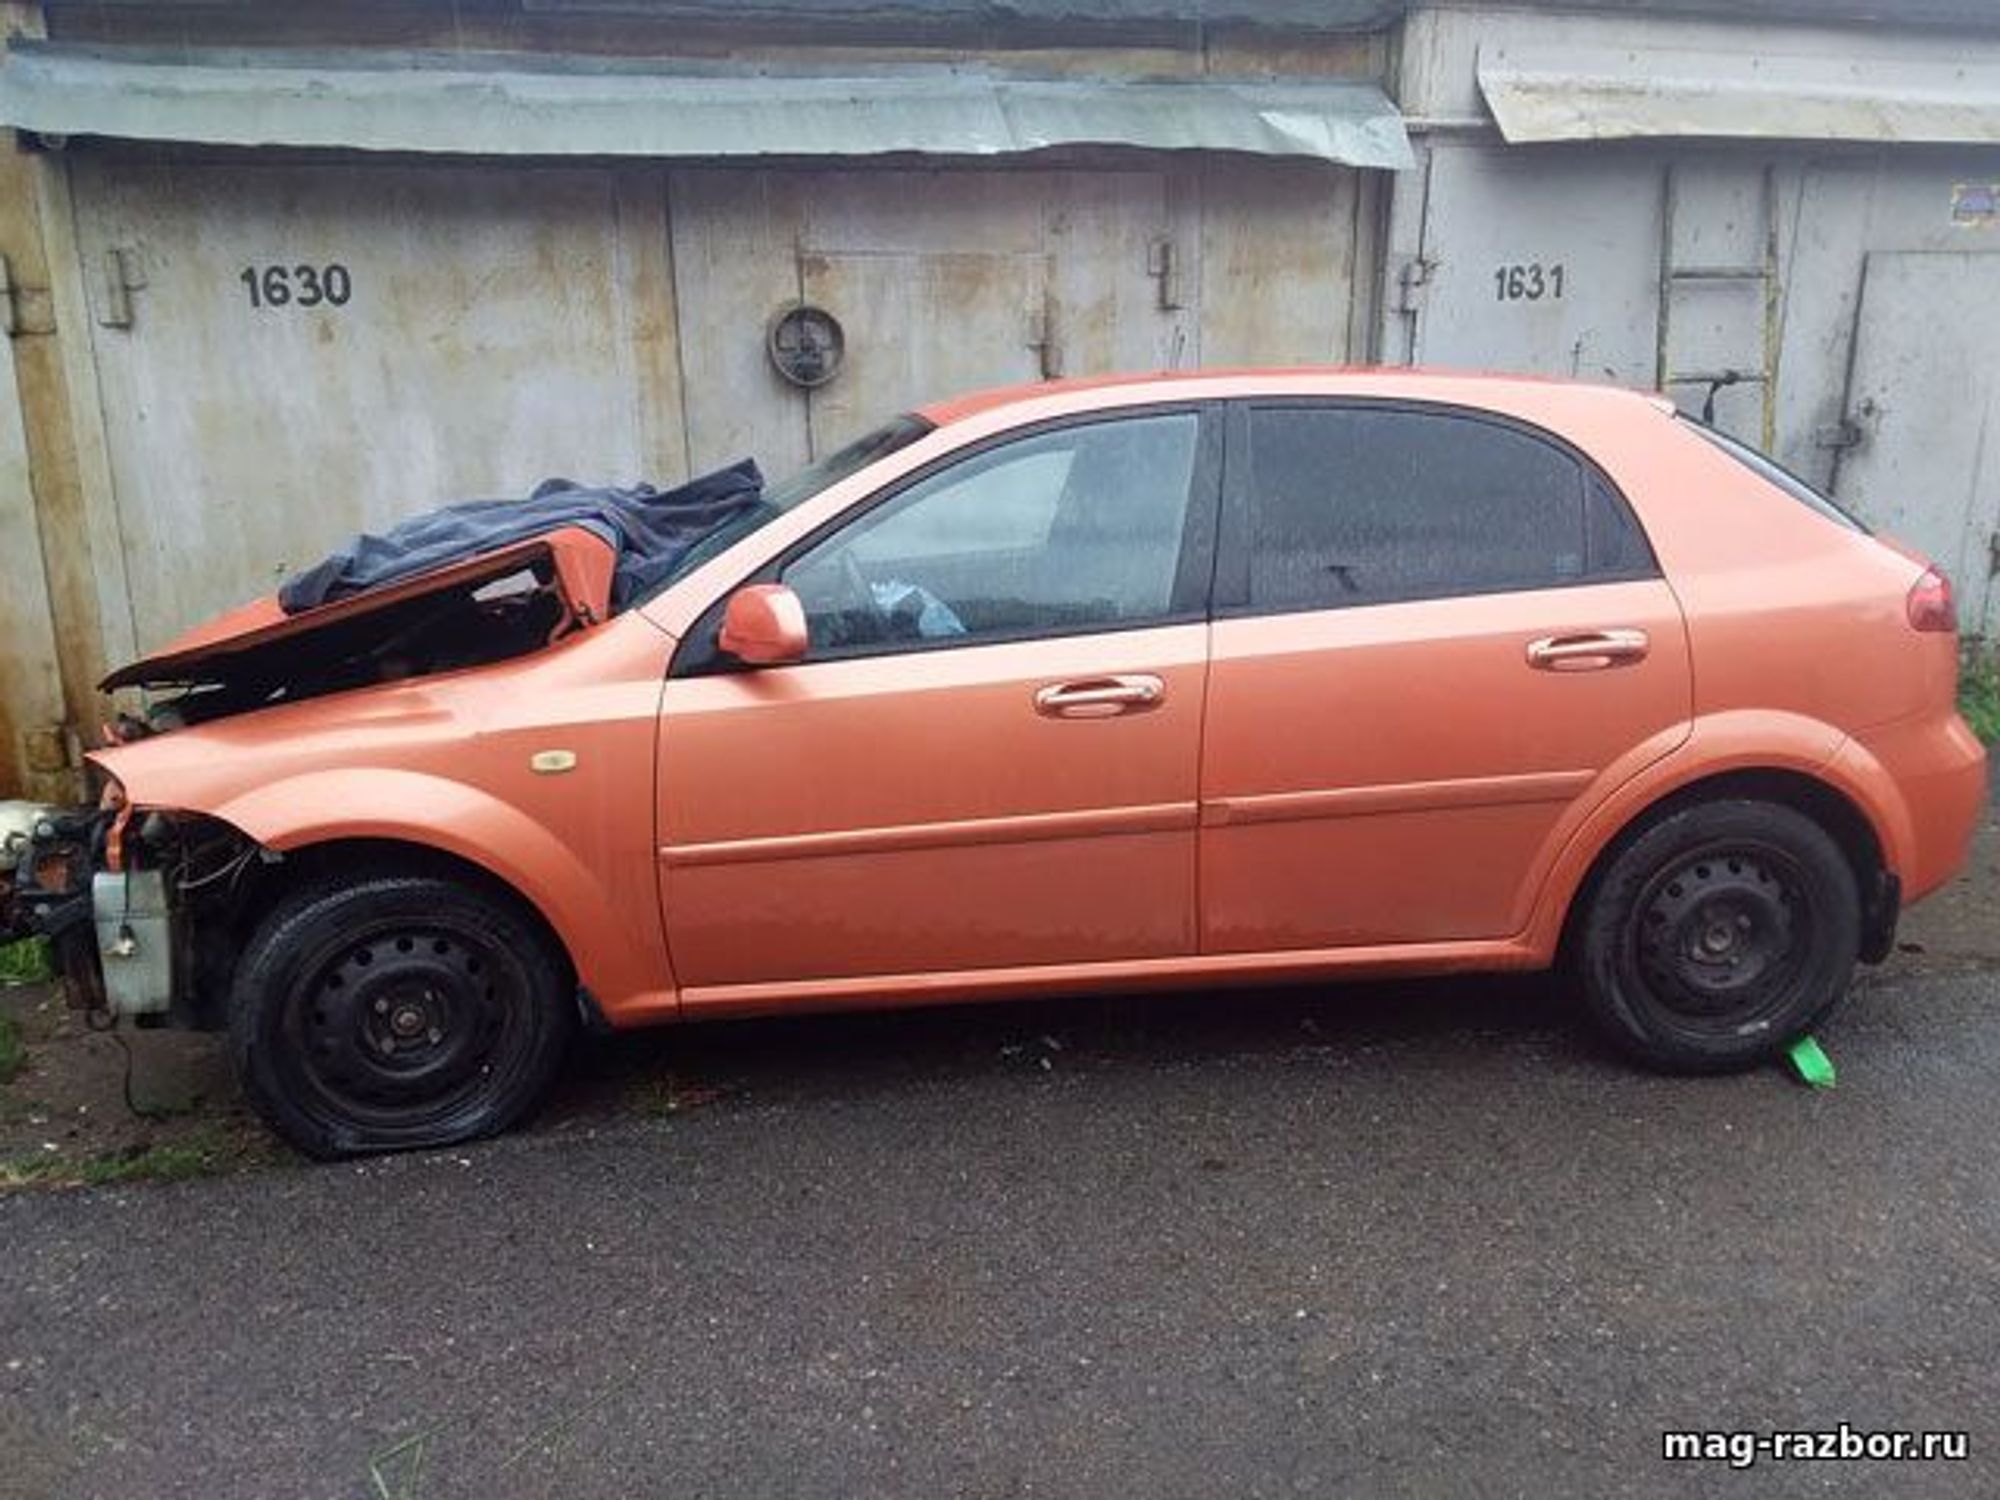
[1682,418,1870,534]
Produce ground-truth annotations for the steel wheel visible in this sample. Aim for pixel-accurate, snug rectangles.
[1628,842,1811,1035]
[232,872,574,1158]
[1572,798,1860,1071]
[290,920,528,1134]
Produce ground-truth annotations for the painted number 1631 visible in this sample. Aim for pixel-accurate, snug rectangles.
[1493,263,1566,302]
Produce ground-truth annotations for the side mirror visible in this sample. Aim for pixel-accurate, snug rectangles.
[719,583,808,666]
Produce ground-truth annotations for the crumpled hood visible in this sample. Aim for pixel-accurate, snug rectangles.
[101,527,617,695]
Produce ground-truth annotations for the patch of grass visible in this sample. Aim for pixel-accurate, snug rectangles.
[0,1013,23,1084]
[0,1125,242,1191]
[0,936,52,986]
[1963,646,2000,746]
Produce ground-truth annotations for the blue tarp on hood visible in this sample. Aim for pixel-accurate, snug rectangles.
[278,459,767,615]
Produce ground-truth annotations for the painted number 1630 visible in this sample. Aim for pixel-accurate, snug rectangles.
[239,263,353,310]
[1493,262,1566,302]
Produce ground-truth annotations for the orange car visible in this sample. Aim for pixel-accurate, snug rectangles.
[3,370,1985,1157]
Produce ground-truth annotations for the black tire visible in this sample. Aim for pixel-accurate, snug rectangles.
[1571,799,1859,1072]
[229,872,575,1158]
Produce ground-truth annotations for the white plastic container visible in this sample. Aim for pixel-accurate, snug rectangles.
[92,869,173,1016]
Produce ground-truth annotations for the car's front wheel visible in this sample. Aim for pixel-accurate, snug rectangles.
[229,871,575,1158]
[1572,799,1860,1072]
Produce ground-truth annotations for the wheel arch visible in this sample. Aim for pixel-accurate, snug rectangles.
[1552,766,1889,960]
[1524,708,1915,965]
[236,836,579,979]
[128,766,677,1024]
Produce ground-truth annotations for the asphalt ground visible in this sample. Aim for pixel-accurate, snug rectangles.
[3,941,1998,1498]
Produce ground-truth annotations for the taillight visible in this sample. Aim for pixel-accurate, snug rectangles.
[1906,566,1957,633]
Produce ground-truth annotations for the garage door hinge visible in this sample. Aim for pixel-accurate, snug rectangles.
[1147,237,1186,312]
[0,253,55,336]
[97,247,147,329]
[1027,299,1063,381]
[1394,254,1434,315]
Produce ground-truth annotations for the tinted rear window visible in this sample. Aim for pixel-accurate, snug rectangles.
[1683,419,1869,534]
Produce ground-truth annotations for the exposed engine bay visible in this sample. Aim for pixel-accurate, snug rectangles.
[98,460,767,731]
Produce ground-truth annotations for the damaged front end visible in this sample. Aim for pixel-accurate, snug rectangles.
[2,791,266,1028]
[5,522,637,1031]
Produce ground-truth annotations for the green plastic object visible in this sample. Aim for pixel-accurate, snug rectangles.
[1786,1035,1836,1089]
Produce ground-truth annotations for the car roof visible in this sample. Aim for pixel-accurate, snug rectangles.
[916,367,1676,427]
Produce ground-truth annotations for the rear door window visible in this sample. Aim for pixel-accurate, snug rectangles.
[1237,403,1655,612]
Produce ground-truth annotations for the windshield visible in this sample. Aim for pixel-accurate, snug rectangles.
[656,414,934,590]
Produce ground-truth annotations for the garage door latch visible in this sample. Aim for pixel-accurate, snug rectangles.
[98,247,147,330]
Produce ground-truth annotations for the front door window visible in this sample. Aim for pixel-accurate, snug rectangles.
[783,412,1203,655]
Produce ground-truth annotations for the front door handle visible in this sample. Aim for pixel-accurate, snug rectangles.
[1034,674,1166,718]
[1525,629,1650,672]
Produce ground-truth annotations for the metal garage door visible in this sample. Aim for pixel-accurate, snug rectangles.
[668,163,1367,474]
[1832,250,2000,636]
[69,160,686,656]
[0,314,70,798]
[668,168,1195,479]
[70,156,1368,660]
[1409,143,1662,388]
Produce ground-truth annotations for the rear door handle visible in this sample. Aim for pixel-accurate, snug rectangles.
[1525,629,1650,672]
[1034,674,1166,718]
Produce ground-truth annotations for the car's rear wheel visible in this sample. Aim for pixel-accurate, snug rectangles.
[230,872,574,1158]
[1572,799,1860,1071]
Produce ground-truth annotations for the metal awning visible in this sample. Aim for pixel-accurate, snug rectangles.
[1477,44,2000,145]
[0,41,1413,168]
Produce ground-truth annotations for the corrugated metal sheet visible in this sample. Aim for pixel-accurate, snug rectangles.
[0,42,1412,168]
[42,0,2000,36]
[520,0,1407,27]
[1525,0,2000,27]
[1477,44,2000,145]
